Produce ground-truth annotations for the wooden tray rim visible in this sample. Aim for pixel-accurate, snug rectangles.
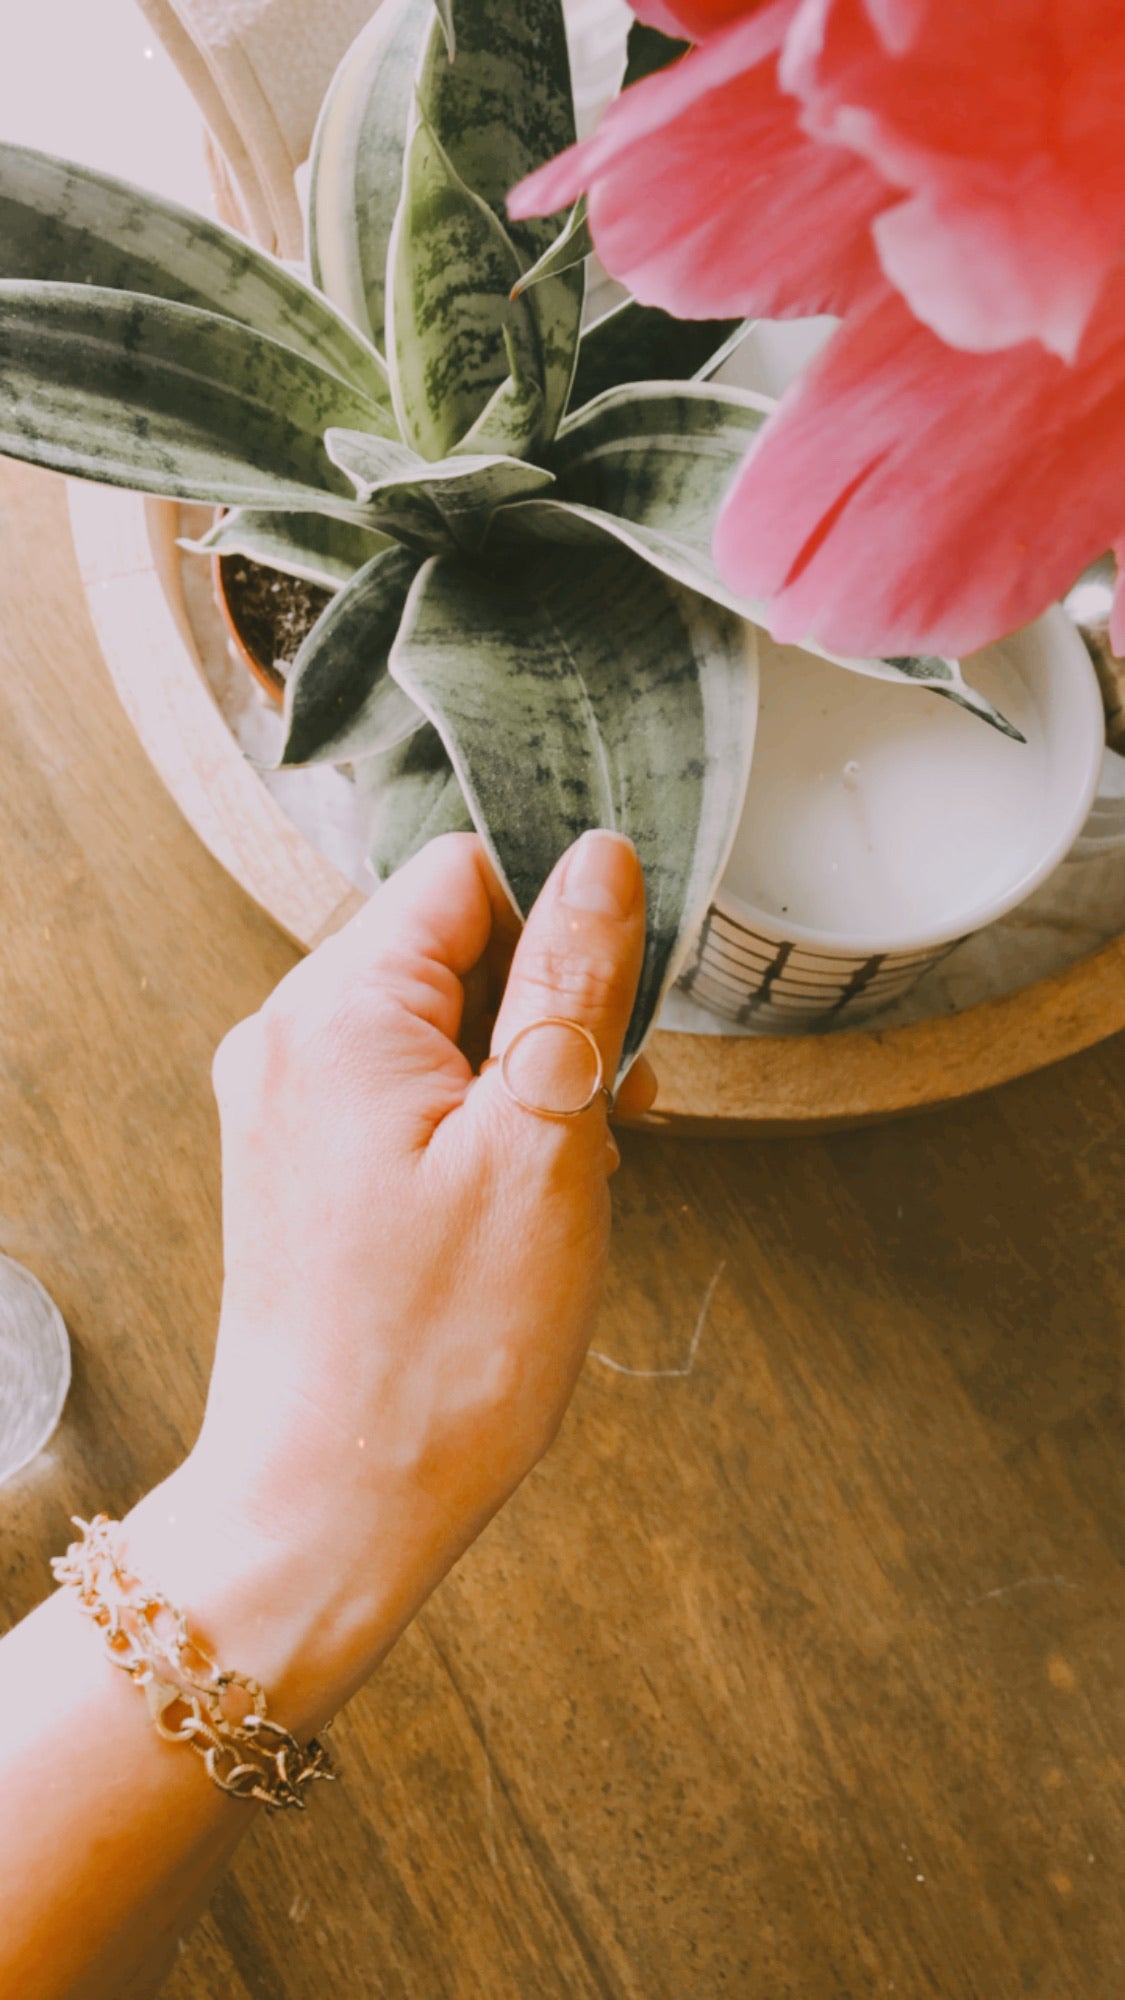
[66,482,1125,1136]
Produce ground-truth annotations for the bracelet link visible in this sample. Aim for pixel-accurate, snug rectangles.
[52,1514,337,1812]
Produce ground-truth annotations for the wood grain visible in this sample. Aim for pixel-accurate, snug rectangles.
[67,486,1125,1137]
[2,460,1124,1998]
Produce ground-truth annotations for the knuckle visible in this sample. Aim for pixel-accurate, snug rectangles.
[312,985,383,1052]
[367,947,457,1030]
[516,940,625,1018]
[212,1005,308,1109]
[266,968,391,1054]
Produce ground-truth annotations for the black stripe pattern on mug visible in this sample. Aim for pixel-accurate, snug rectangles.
[679,906,958,1030]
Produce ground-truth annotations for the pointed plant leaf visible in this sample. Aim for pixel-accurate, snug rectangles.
[389,542,757,1068]
[326,428,555,505]
[181,509,394,589]
[510,200,592,299]
[454,326,546,459]
[307,0,433,356]
[866,659,1025,738]
[0,142,388,403]
[417,0,574,245]
[357,722,475,881]
[387,103,543,460]
[547,380,769,594]
[0,281,392,519]
[571,298,745,410]
[499,492,740,608]
[327,425,554,549]
[327,430,459,493]
[510,382,770,610]
[421,0,583,438]
[509,497,1022,738]
[433,0,457,60]
[623,24,691,88]
[535,383,1021,735]
[278,545,426,767]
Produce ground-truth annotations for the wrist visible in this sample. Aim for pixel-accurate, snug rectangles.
[120,1459,400,1741]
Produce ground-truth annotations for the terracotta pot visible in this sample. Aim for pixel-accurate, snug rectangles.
[211,550,287,707]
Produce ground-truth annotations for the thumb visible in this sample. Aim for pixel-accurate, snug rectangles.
[482,830,645,1123]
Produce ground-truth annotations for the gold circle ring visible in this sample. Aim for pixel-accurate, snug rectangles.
[481,1018,614,1121]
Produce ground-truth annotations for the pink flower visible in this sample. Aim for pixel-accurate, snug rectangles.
[630,0,767,35]
[512,0,1125,657]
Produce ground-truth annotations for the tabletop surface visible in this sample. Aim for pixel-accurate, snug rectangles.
[1,459,1123,1999]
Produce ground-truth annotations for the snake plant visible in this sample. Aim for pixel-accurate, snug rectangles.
[0,0,1013,1067]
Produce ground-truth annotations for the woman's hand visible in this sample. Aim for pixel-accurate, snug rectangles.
[125,831,654,1733]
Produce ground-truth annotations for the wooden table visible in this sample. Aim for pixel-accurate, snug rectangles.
[2,460,1123,1999]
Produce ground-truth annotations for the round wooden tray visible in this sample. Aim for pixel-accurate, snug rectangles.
[68,482,1125,1136]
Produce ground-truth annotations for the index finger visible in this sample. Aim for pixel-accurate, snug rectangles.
[273,833,519,1046]
[485,831,646,1115]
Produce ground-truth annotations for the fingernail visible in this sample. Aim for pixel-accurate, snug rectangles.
[561,831,639,919]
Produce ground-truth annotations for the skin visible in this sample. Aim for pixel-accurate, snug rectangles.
[0,829,657,2000]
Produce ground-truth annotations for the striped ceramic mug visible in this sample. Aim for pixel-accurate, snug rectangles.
[679,608,1125,1034]
[678,910,961,1032]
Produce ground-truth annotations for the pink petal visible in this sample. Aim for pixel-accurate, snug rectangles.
[873,176,1109,364]
[714,272,1125,658]
[782,0,1125,359]
[509,136,596,223]
[858,0,928,55]
[512,5,798,219]
[512,7,888,322]
[630,0,769,35]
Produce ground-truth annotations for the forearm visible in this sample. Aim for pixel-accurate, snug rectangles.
[0,1418,488,2000]
[0,1462,381,2000]
[0,1578,249,2000]
[0,830,646,1997]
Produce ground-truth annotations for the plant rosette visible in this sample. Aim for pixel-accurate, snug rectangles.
[0,0,1014,1074]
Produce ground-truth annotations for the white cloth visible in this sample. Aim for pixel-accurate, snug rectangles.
[133,0,381,253]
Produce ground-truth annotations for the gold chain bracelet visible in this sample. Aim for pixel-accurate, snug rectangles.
[52,1514,337,1812]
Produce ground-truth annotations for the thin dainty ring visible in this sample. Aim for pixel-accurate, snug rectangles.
[480,1017,614,1121]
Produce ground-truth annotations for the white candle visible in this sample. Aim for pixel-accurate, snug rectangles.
[723,635,1046,938]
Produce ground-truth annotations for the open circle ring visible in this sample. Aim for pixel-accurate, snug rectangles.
[481,1018,614,1122]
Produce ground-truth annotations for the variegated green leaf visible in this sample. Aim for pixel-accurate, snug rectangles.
[278,546,426,767]
[387,107,542,460]
[571,298,745,410]
[453,327,546,459]
[358,722,475,881]
[510,200,592,299]
[182,509,393,588]
[511,497,1022,736]
[419,0,583,438]
[327,425,554,550]
[0,281,393,518]
[0,142,388,403]
[307,0,433,356]
[389,542,757,1067]
[549,381,768,576]
[526,383,1022,735]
